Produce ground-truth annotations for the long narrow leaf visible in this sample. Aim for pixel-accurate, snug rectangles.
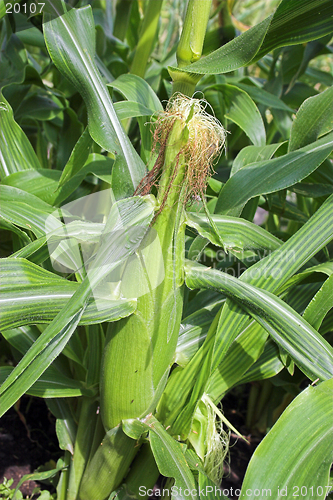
[171,0,333,76]
[0,366,91,398]
[0,258,136,330]
[289,86,333,151]
[43,4,146,198]
[254,0,333,62]
[240,379,333,499]
[219,84,266,146]
[168,15,272,76]
[0,92,41,177]
[215,133,333,216]
[0,196,155,417]
[185,260,333,381]
[186,211,281,255]
[123,415,199,500]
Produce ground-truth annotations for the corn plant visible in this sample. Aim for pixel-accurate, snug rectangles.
[0,0,333,499]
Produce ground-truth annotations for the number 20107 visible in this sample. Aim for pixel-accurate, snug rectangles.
[293,485,332,497]
[6,3,45,14]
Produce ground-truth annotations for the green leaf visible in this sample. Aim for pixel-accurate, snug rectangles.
[211,195,333,372]
[2,169,71,206]
[108,74,163,112]
[290,182,333,198]
[58,127,93,188]
[0,185,61,238]
[215,133,333,216]
[16,26,46,49]
[15,90,65,122]
[160,191,333,431]
[303,274,333,331]
[56,107,84,171]
[114,100,154,120]
[13,464,65,500]
[219,84,266,146]
[237,339,284,386]
[230,82,294,112]
[0,0,9,20]
[206,322,269,402]
[0,34,27,89]
[43,4,146,198]
[240,379,333,499]
[0,258,137,330]
[0,219,31,245]
[230,142,285,222]
[176,304,222,367]
[254,0,333,63]
[123,415,198,500]
[168,15,272,76]
[108,73,163,163]
[1,324,83,371]
[2,153,114,206]
[185,260,333,382]
[177,196,332,416]
[186,211,281,256]
[260,195,309,223]
[0,92,41,177]
[0,295,86,418]
[0,366,90,398]
[279,261,333,295]
[0,196,155,417]
[289,86,333,151]
[169,0,333,78]
[47,398,77,455]
[199,472,229,500]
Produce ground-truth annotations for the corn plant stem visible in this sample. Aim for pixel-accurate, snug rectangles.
[66,397,98,500]
[56,451,71,500]
[172,78,199,98]
[130,0,163,78]
[171,0,212,96]
[177,0,212,68]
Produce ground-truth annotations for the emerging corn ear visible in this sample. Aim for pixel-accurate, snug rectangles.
[101,95,225,429]
[81,95,225,498]
[189,395,230,486]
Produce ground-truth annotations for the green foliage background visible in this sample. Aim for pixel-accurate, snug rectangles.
[0,0,332,498]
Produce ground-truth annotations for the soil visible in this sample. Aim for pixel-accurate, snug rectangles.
[0,396,60,498]
[220,387,263,500]
[0,387,261,499]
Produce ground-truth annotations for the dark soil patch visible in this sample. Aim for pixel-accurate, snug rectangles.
[220,385,263,499]
[0,396,60,497]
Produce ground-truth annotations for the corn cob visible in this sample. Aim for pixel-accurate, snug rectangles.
[79,96,225,499]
